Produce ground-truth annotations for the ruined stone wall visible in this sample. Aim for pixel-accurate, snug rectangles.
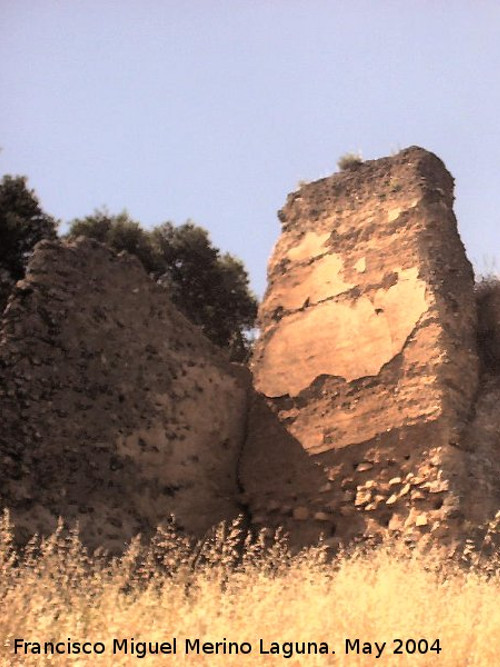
[250,147,481,549]
[1,148,497,556]
[0,238,247,551]
[239,377,337,548]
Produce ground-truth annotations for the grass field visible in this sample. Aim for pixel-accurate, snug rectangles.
[0,511,498,666]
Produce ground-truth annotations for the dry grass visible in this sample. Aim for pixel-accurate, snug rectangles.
[0,511,499,666]
[337,152,364,171]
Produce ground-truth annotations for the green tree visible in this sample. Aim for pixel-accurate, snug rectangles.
[68,209,158,275]
[150,222,258,356]
[67,214,258,359]
[0,175,58,311]
[0,175,58,280]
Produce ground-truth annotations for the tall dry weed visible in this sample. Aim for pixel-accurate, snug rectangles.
[0,510,498,666]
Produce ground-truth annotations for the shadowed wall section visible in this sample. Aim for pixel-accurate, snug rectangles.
[0,238,247,551]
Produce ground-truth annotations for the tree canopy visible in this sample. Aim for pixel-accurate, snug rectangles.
[0,175,58,311]
[0,175,258,359]
[68,209,159,275]
[0,175,58,281]
[67,211,258,359]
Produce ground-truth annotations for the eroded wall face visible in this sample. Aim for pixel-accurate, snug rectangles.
[249,147,480,549]
[0,239,247,551]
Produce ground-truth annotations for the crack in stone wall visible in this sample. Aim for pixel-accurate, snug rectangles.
[256,266,428,397]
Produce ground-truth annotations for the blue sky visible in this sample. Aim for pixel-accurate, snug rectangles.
[2,1,500,296]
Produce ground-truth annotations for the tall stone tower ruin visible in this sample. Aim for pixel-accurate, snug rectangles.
[250,147,481,546]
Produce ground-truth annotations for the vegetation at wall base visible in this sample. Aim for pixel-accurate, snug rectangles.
[0,511,498,666]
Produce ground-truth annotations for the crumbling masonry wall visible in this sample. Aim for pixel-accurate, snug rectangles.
[250,147,482,548]
[1,148,498,555]
[0,238,248,551]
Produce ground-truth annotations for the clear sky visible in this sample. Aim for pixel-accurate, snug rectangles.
[1,1,499,297]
